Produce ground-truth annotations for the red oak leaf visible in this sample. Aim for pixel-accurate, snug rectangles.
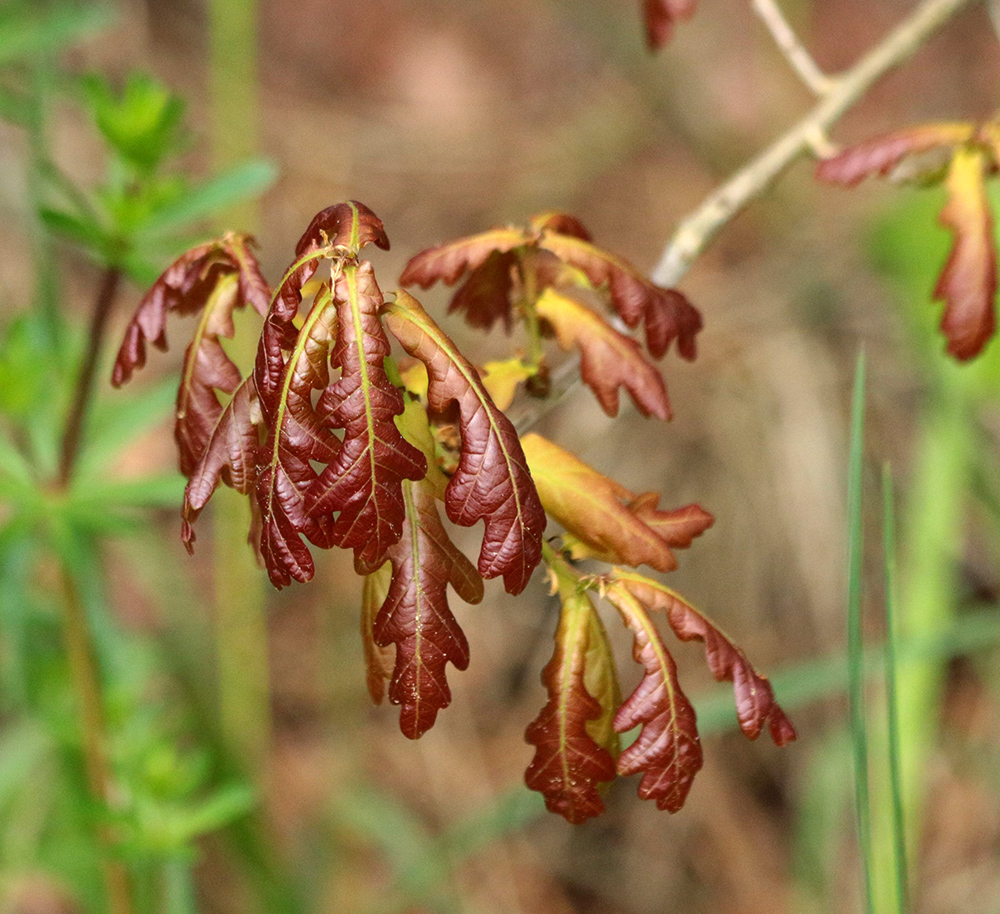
[373,477,484,738]
[815,123,976,187]
[643,0,698,50]
[934,147,997,361]
[181,375,262,550]
[399,227,527,289]
[308,263,427,574]
[604,581,702,811]
[384,292,545,594]
[361,563,395,704]
[525,579,617,823]
[448,249,518,332]
[521,433,712,573]
[613,571,796,744]
[535,288,671,419]
[112,232,270,387]
[254,285,342,587]
[538,230,702,360]
[529,211,593,241]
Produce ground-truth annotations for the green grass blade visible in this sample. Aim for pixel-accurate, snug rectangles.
[882,463,909,913]
[847,349,873,914]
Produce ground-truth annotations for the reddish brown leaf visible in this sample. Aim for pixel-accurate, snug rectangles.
[613,571,797,745]
[309,263,427,574]
[815,123,975,187]
[384,292,545,594]
[448,250,518,332]
[934,147,998,361]
[521,433,712,573]
[538,231,702,359]
[112,232,270,388]
[643,0,698,50]
[181,376,262,550]
[399,227,527,289]
[535,288,671,419]
[373,476,484,738]
[529,211,593,241]
[524,574,617,823]
[604,581,702,811]
[254,285,343,587]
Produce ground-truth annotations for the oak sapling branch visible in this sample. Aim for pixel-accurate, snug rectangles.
[114,200,794,821]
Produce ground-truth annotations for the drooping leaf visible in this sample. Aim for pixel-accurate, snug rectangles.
[582,607,622,761]
[604,581,702,811]
[934,146,997,361]
[448,250,518,331]
[253,285,342,587]
[384,292,545,594]
[373,477,483,738]
[181,376,262,550]
[529,211,592,241]
[308,264,427,574]
[362,562,395,704]
[643,0,698,50]
[480,359,536,411]
[521,433,712,573]
[112,232,270,387]
[524,573,617,823]
[815,123,975,187]
[538,231,702,359]
[612,570,797,744]
[399,227,526,289]
[535,287,671,419]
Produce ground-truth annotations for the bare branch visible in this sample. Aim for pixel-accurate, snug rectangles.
[652,0,981,288]
[752,0,833,95]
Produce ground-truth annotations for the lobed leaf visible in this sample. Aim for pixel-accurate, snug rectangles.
[384,292,545,594]
[521,433,712,573]
[538,231,702,359]
[524,579,617,823]
[254,285,342,587]
[643,0,698,51]
[604,581,702,811]
[933,146,998,361]
[309,264,427,574]
[815,123,975,187]
[612,570,797,745]
[535,287,671,419]
[361,564,395,704]
[447,250,518,331]
[399,227,526,289]
[373,477,484,738]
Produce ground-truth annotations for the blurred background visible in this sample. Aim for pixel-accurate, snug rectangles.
[0,1,999,912]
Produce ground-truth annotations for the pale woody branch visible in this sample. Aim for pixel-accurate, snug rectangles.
[752,0,832,96]
[652,0,981,289]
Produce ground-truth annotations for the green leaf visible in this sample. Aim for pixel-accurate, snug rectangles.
[135,159,278,238]
[40,207,109,254]
[0,2,111,65]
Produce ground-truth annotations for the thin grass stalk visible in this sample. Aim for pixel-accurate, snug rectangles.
[846,349,873,914]
[207,0,269,775]
[881,463,909,914]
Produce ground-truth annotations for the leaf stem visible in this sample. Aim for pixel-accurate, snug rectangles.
[59,563,134,914]
[57,266,122,487]
[751,0,832,96]
[652,0,979,287]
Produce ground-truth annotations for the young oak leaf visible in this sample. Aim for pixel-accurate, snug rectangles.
[525,577,617,823]
[612,570,797,744]
[642,0,698,51]
[521,433,713,573]
[254,285,343,587]
[603,581,702,811]
[383,291,545,594]
[361,563,394,704]
[535,287,671,420]
[935,146,997,361]
[373,476,484,739]
[815,122,976,187]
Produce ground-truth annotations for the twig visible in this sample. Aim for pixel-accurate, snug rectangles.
[57,265,121,487]
[752,0,832,95]
[652,0,980,288]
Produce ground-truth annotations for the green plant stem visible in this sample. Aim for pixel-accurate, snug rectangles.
[59,565,134,914]
[208,0,269,776]
[57,266,122,487]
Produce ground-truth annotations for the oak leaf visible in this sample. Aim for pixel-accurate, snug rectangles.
[612,570,797,744]
[524,576,617,823]
[604,581,702,811]
[372,476,484,738]
[535,287,671,419]
[384,292,545,594]
[521,433,713,573]
[361,563,394,705]
[643,0,698,51]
